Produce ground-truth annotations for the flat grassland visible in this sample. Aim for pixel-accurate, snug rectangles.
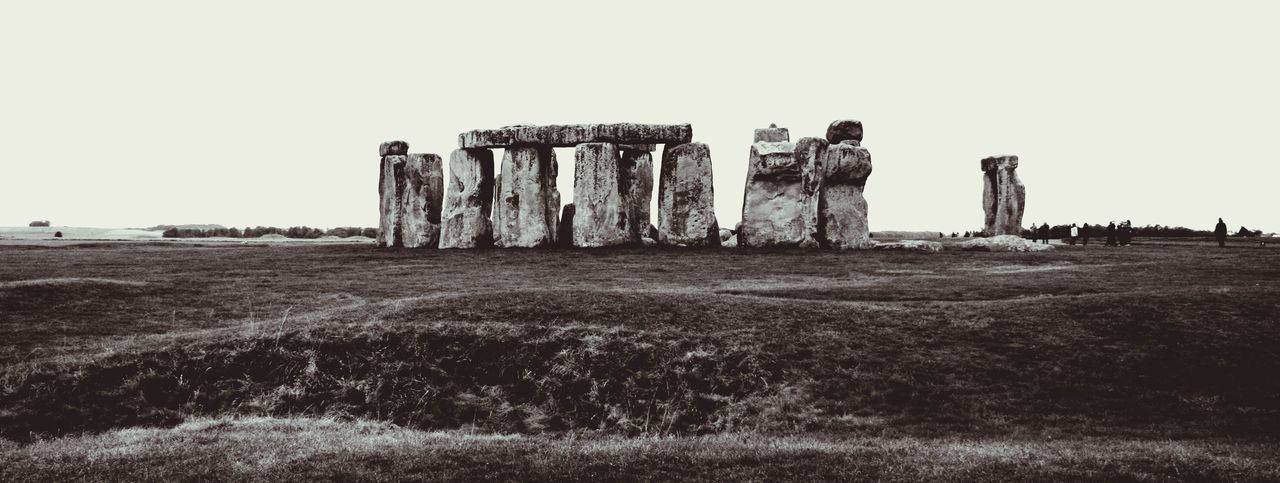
[1,239,1277,481]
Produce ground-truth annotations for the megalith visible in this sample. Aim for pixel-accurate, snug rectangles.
[377,142,408,247]
[981,155,1025,236]
[401,153,445,248]
[496,146,560,247]
[739,124,817,247]
[794,137,829,247]
[819,140,873,249]
[621,146,654,243]
[557,203,575,247]
[658,142,719,246]
[754,123,790,143]
[439,148,495,249]
[572,142,632,247]
[825,120,864,145]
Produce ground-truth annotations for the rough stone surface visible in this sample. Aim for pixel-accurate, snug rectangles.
[754,125,790,143]
[557,203,575,247]
[379,140,409,157]
[794,137,829,248]
[496,146,560,247]
[872,240,942,252]
[572,143,631,247]
[819,142,873,249]
[440,148,495,249]
[459,123,692,148]
[981,155,1025,236]
[400,153,445,248]
[621,147,654,243]
[739,141,807,247]
[491,172,504,246]
[825,120,864,144]
[719,228,734,242]
[658,142,719,246]
[377,154,407,247]
[960,234,1051,252]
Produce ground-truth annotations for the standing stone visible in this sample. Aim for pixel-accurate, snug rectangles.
[794,137,828,248]
[825,120,864,144]
[492,172,504,246]
[496,146,560,247]
[439,148,495,249]
[378,154,408,247]
[658,142,719,246]
[621,147,654,242]
[557,203,575,247]
[401,153,445,248]
[981,155,1025,236]
[819,141,873,249]
[739,140,807,247]
[572,142,631,247]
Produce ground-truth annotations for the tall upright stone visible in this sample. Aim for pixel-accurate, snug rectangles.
[377,140,409,247]
[439,148,495,249]
[572,142,631,247]
[496,146,560,247]
[981,155,1025,236]
[819,140,873,249]
[557,203,575,247]
[658,142,719,246]
[401,153,445,248]
[794,137,828,247]
[621,146,654,242]
[491,172,504,246]
[739,131,811,247]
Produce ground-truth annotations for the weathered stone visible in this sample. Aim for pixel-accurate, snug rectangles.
[496,146,560,247]
[621,147,654,242]
[379,140,408,157]
[401,153,445,248]
[572,143,631,247]
[377,154,407,247]
[658,142,719,246]
[459,123,693,149]
[794,137,828,248]
[872,239,941,252]
[739,141,807,247]
[960,234,1049,252]
[440,148,495,249]
[754,124,790,143]
[491,172,504,246]
[719,228,734,242]
[819,142,873,249]
[981,155,1025,236]
[619,144,656,152]
[825,120,864,144]
[557,203,575,247]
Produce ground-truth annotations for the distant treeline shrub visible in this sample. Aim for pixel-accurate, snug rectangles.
[161,226,376,239]
[1003,224,1227,239]
[28,220,50,227]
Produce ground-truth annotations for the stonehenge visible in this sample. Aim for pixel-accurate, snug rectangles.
[572,143,631,247]
[658,142,719,246]
[981,155,1025,236]
[377,148,407,247]
[401,153,444,249]
[738,121,873,249]
[496,146,560,247]
[459,123,692,149]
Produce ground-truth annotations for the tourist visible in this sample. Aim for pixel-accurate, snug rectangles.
[1120,220,1133,246]
[1069,223,1079,245]
[1039,223,1051,244]
[1215,218,1228,247]
[1081,223,1091,245]
[1106,221,1117,246]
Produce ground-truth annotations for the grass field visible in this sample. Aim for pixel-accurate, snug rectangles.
[1,239,1277,480]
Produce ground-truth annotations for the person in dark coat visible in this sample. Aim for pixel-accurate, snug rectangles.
[1215,218,1229,247]
[1039,223,1051,244]
[1106,221,1117,246]
[1081,223,1091,245]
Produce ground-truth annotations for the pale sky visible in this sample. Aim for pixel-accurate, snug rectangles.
[2,1,1277,233]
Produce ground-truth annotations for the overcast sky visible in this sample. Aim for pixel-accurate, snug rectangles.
[2,1,1276,232]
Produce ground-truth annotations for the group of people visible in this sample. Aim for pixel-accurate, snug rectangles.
[1025,220,1135,246]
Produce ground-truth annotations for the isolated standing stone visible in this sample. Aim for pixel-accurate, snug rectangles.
[621,147,654,243]
[819,141,873,249]
[658,142,719,246]
[573,142,632,247]
[496,146,560,247]
[981,155,1025,236]
[825,120,864,144]
[401,153,445,248]
[439,148,495,249]
[739,140,806,247]
[378,154,408,247]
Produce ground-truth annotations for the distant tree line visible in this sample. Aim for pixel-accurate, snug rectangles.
[994,223,1267,239]
[160,226,377,239]
[28,220,50,227]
